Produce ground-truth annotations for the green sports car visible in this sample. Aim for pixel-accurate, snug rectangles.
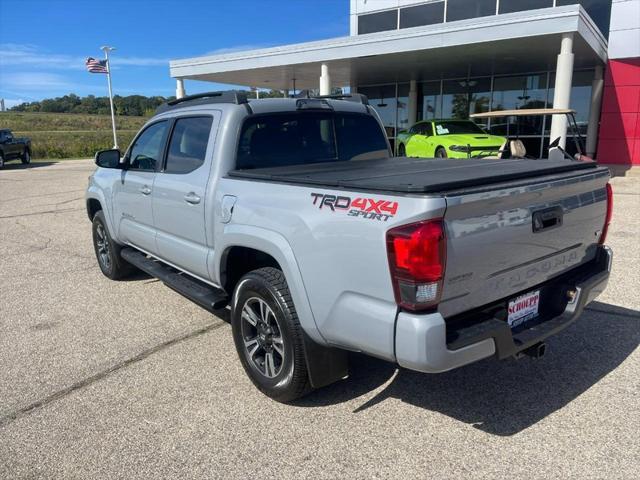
[396,119,507,159]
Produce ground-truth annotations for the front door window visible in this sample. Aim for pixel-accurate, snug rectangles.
[127,121,169,171]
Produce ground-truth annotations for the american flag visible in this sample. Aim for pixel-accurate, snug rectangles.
[85,57,108,74]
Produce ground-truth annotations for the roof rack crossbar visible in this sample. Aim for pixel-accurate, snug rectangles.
[294,90,369,105]
[156,90,249,114]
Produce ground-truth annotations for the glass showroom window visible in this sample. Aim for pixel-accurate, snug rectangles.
[441,78,492,126]
[359,84,399,140]
[447,0,496,22]
[396,83,410,135]
[491,73,549,137]
[547,70,594,136]
[419,81,442,121]
[399,2,445,29]
[498,0,554,14]
[358,10,398,34]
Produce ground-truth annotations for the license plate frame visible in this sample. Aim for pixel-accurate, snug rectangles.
[507,290,541,329]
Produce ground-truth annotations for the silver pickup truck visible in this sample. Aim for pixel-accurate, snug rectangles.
[86,91,613,402]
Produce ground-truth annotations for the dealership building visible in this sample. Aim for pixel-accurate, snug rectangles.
[170,0,640,166]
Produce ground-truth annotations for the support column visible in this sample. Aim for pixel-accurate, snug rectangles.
[319,63,331,96]
[586,65,604,158]
[408,80,418,126]
[549,33,575,150]
[176,79,186,99]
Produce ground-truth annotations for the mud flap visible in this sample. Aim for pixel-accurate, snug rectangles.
[302,332,349,389]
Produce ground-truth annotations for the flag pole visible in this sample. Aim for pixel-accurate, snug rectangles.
[101,46,118,149]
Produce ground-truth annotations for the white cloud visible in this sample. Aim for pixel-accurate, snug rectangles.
[0,72,80,91]
[0,43,170,70]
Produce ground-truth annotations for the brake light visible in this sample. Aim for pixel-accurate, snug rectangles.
[386,219,446,311]
[599,183,613,245]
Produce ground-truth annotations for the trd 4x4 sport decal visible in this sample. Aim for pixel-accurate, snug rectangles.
[310,193,398,222]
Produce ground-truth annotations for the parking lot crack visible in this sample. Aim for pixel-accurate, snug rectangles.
[0,320,227,428]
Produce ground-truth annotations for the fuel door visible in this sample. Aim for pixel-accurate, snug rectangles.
[220,195,237,224]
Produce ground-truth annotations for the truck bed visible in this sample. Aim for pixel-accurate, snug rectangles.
[228,157,601,194]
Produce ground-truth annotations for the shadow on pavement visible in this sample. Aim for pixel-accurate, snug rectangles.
[0,161,58,170]
[296,301,639,436]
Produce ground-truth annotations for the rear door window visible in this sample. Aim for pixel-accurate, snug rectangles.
[165,116,213,174]
[236,112,388,169]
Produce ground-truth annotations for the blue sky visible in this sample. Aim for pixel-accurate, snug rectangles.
[0,0,349,107]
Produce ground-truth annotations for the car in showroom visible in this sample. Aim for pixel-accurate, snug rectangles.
[396,119,506,159]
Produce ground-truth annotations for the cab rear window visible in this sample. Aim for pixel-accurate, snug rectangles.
[236,112,389,169]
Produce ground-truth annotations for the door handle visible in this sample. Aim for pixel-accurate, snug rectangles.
[184,192,201,205]
[532,206,563,233]
[140,185,152,195]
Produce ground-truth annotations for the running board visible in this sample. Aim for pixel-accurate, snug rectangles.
[121,248,228,311]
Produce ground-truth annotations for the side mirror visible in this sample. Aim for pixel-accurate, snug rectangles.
[95,149,122,169]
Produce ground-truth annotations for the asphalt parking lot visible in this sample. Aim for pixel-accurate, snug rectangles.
[0,159,638,479]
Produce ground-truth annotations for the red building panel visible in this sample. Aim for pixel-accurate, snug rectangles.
[601,86,640,113]
[604,58,640,87]
[597,59,640,165]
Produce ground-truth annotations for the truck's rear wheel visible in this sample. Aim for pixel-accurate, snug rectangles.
[231,267,311,402]
[92,210,135,280]
[21,149,31,164]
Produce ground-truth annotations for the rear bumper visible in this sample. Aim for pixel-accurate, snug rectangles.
[395,245,612,373]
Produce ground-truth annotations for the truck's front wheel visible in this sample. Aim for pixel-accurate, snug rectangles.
[21,149,31,164]
[231,267,311,402]
[92,211,135,280]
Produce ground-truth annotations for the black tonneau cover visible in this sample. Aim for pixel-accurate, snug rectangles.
[228,157,602,194]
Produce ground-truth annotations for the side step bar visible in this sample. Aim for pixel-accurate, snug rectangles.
[121,248,228,311]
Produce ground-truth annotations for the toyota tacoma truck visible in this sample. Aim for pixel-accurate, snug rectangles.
[0,129,32,168]
[86,91,613,402]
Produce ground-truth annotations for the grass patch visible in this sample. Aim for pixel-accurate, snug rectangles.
[0,112,147,159]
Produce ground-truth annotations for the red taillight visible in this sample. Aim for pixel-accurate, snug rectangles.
[386,219,446,311]
[599,183,613,245]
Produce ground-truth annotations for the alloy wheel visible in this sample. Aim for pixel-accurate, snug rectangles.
[95,223,111,271]
[240,297,285,378]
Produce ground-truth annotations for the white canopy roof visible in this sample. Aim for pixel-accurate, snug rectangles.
[169,4,607,90]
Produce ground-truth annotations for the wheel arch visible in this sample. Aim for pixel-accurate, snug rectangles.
[86,197,102,221]
[219,229,348,389]
[85,187,119,242]
[216,224,325,346]
[434,145,447,157]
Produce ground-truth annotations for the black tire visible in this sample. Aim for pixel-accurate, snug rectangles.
[92,210,135,280]
[435,146,448,158]
[0,152,4,169]
[231,267,311,402]
[21,149,31,164]
[398,143,406,157]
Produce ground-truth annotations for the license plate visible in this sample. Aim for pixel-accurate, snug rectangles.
[507,290,540,328]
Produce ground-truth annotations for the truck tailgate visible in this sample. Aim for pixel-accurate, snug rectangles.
[439,166,610,318]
